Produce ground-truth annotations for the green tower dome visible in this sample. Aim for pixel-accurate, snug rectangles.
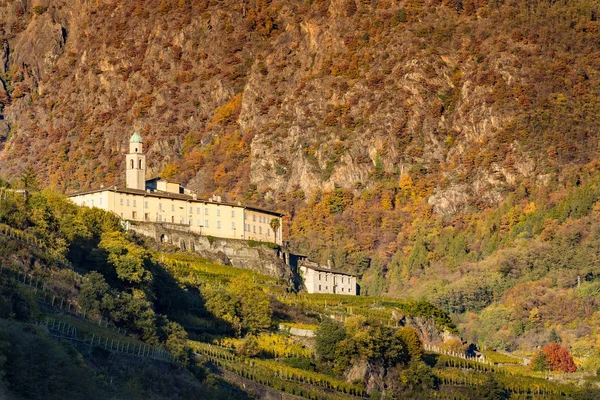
[130,131,143,143]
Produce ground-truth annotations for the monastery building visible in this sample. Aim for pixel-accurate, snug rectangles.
[68,132,283,245]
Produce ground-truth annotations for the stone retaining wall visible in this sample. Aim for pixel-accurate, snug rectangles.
[127,221,292,280]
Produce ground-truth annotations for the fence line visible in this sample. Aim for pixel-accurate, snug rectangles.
[0,264,177,364]
[0,262,124,331]
[36,316,176,363]
[424,343,493,366]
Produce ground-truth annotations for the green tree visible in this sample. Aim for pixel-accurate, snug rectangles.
[20,165,39,191]
[229,275,272,333]
[530,350,549,372]
[163,321,189,364]
[100,232,153,286]
[78,272,113,318]
[396,327,424,359]
[315,318,347,362]
[396,360,437,394]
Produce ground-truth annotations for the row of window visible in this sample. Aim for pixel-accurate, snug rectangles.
[119,199,239,219]
[129,159,143,169]
[317,285,353,293]
[120,198,138,207]
[191,207,236,217]
[247,214,271,223]
[82,198,102,207]
[244,224,271,236]
[94,197,276,234]
[318,273,350,284]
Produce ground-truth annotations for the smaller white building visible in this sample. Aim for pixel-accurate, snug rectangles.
[299,260,357,296]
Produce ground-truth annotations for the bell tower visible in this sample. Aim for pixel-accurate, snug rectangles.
[126,132,146,190]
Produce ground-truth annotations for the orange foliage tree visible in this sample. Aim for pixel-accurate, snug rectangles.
[541,342,577,373]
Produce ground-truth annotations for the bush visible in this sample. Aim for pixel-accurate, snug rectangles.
[236,335,260,357]
[281,357,314,371]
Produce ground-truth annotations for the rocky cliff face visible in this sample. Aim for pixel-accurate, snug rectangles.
[1,1,599,294]
[2,0,595,210]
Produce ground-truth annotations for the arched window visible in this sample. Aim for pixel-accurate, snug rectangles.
[139,160,143,169]
[130,159,134,169]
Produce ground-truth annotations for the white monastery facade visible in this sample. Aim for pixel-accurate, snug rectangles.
[68,133,283,245]
[299,260,357,295]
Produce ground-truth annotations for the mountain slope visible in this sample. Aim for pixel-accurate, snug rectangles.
[2,0,600,358]
[0,1,599,204]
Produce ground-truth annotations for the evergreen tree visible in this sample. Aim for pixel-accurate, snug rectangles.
[549,328,561,343]
[20,166,39,191]
[530,351,549,372]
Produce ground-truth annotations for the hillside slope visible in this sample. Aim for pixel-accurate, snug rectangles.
[2,0,600,359]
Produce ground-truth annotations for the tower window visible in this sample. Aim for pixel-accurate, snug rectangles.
[135,148,138,152]
[131,160,134,169]
[139,160,142,169]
